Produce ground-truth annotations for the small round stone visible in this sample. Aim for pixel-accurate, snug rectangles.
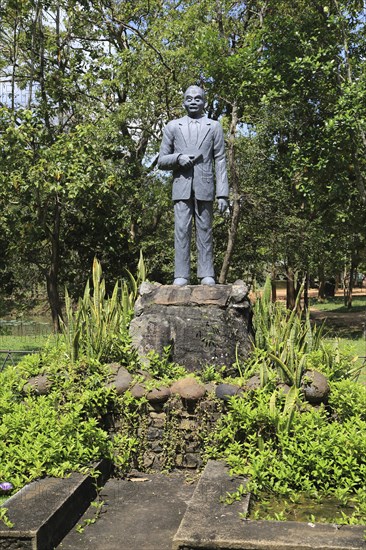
[130,383,146,399]
[170,377,206,401]
[146,386,171,403]
[301,370,330,404]
[106,362,121,375]
[230,280,249,303]
[23,374,51,395]
[107,367,132,395]
[215,383,242,402]
[244,374,261,390]
[277,382,291,396]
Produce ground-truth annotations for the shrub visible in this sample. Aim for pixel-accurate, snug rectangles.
[0,357,114,493]
[60,255,145,364]
[207,382,366,523]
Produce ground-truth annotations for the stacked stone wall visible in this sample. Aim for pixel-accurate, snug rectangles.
[112,392,223,472]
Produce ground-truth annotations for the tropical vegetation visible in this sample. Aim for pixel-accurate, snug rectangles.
[0,263,364,528]
[0,0,366,325]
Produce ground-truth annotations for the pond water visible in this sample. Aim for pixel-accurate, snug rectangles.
[250,494,358,523]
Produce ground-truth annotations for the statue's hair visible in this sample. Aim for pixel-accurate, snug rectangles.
[184,85,206,101]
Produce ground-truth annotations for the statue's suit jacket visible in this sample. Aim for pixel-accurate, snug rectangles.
[158,115,229,201]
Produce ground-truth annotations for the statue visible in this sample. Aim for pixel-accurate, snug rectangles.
[158,85,229,286]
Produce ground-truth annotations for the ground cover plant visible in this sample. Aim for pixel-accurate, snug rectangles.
[206,279,366,525]
[0,258,149,521]
[0,352,114,491]
[0,256,197,525]
[0,265,365,529]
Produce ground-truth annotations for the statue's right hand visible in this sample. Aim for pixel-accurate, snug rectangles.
[178,154,194,168]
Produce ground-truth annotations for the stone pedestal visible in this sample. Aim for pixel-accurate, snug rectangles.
[129,281,252,372]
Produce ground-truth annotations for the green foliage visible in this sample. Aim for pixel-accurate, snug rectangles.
[200,364,227,383]
[250,277,358,386]
[0,0,366,306]
[208,280,366,523]
[60,258,143,364]
[304,343,362,382]
[0,254,151,493]
[328,380,366,422]
[208,381,366,523]
[111,390,149,475]
[145,346,187,381]
[76,498,105,534]
[0,355,114,495]
[0,508,13,528]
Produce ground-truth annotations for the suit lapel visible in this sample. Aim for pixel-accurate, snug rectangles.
[197,118,211,148]
[178,117,190,148]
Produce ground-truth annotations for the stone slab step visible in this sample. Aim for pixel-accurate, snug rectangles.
[172,459,250,550]
[0,459,110,550]
[172,460,365,550]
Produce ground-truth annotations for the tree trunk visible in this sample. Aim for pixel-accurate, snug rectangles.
[286,267,296,310]
[271,265,277,302]
[344,257,357,310]
[219,103,240,283]
[303,272,309,310]
[271,280,277,303]
[46,195,63,332]
[318,264,326,300]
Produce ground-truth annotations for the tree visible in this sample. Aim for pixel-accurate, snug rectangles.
[1,0,366,320]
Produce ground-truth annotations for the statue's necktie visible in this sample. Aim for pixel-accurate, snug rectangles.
[190,120,199,145]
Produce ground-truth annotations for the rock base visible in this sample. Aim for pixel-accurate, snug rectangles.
[130,281,252,372]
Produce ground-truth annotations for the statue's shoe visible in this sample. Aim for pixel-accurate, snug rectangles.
[173,277,189,286]
[201,277,215,285]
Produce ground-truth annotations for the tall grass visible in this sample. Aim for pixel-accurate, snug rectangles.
[60,253,146,363]
[251,278,362,386]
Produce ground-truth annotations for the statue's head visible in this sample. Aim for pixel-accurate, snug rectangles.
[183,85,206,118]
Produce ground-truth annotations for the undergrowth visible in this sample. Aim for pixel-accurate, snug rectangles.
[1,267,365,531]
[205,278,366,525]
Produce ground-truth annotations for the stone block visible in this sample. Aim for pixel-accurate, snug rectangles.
[179,418,198,431]
[130,283,252,372]
[0,460,110,550]
[147,427,162,441]
[182,453,201,469]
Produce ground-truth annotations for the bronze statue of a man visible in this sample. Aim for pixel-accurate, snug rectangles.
[158,85,228,286]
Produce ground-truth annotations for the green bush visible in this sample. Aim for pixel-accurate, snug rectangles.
[207,382,366,523]
[60,255,145,364]
[0,355,115,493]
[328,379,366,422]
[249,277,361,386]
[208,280,366,523]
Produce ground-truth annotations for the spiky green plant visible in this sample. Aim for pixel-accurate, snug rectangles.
[60,255,145,363]
[251,277,359,387]
[252,277,325,387]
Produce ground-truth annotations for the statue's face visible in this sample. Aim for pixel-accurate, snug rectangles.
[183,87,205,118]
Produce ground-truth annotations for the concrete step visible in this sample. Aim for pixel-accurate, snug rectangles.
[172,460,365,550]
[0,459,110,550]
[56,471,197,550]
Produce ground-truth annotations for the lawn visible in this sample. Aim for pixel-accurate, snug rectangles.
[0,334,55,370]
[310,295,366,381]
[310,295,366,313]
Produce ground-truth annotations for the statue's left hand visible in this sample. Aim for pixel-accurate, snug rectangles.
[217,198,228,214]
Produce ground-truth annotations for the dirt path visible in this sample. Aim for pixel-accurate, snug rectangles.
[309,308,365,330]
[274,287,366,332]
